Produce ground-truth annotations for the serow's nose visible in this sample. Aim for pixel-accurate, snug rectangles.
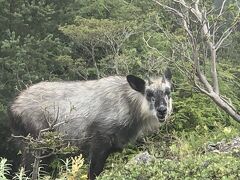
[157,106,167,114]
[157,106,167,120]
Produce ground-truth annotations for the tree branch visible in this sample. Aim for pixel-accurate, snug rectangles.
[153,0,240,122]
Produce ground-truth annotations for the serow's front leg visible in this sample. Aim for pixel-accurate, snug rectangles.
[88,148,111,180]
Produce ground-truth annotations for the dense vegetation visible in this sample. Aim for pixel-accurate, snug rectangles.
[0,0,239,179]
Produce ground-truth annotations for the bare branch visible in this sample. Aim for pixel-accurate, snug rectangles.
[215,27,233,50]
[220,95,237,111]
[153,0,184,18]
[142,33,172,62]
[173,0,190,9]
[153,0,240,122]
[194,81,211,96]
[218,0,227,18]
[35,152,55,159]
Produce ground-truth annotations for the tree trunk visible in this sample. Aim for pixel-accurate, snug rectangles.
[209,92,240,122]
[210,48,219,94]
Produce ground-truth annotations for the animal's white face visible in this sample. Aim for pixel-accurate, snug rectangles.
[145,77,172,122]
[127,68,172,122]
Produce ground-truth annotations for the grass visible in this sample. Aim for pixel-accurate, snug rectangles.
[98,123,240,180]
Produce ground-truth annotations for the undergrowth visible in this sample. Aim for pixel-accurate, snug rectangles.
[1,85,240,179]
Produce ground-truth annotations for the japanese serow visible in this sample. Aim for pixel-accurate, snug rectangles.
[8,69,172,179]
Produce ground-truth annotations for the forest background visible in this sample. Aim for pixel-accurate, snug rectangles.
[0,0,240,179]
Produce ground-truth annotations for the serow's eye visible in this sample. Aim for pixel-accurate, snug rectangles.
[151,97,155,102]
[165,89,171,96]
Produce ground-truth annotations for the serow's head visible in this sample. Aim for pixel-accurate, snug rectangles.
[127,68,172,122]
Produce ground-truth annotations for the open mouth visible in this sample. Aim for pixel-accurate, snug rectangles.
[157,114,166,122]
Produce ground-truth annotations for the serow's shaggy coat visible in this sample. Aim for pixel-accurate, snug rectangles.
[9,69,172,179]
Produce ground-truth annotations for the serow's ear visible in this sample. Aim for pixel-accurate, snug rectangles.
[127,75,145,94]
[164,68,172,81]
